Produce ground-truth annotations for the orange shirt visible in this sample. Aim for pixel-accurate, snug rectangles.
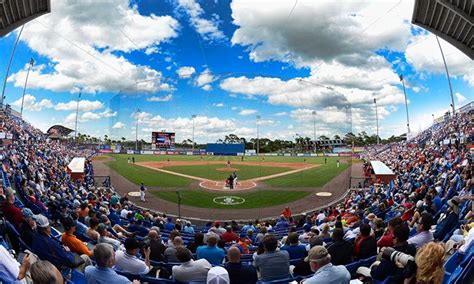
[281,208,292,219]
[238,239,251,254]
[61,233,93,257]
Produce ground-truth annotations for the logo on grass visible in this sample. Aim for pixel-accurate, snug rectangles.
[213,196,246,205]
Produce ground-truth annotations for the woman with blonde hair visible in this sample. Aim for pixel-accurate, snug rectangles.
[413,242,445,284]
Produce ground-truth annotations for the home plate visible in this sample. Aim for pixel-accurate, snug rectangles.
[128,191,141,197]
[316,192,332,197]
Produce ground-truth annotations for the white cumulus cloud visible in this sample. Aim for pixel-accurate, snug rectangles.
[176,66,196,78]
[239,109,257,116]
[178,0,225,41]
[147,94,173,102]
[12,94,53,111]
[112,122,126,129]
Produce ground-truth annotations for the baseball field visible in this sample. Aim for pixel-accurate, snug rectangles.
[101,154,351,209]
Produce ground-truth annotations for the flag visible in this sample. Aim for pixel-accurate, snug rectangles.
[399,74,403,81]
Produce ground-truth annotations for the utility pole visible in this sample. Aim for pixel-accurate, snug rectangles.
[192,114,196,150]
[20,58,35,117]
[256,115,261,155]
[1,25,24,108]
[74,87,82,141]
[374,98,380,144]
[435,36,456,116]
[135,108,140,151]
[399,74,411,136]
[312,110,316,152]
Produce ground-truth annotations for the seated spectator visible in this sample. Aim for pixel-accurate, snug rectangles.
[0,243,30,282]
[207,266,230,284]
[373,218,385,240]
[3,188,22,227]
[97,223,121,251]
[71,212,88,237]
[434,196,461,241]
[85,243,135,284]
[290,236,323,277]
[303,246,350,284]
[408,212,434,249]
[164,236,184,263]
[326,228,353,265]
[319,223,330,239]
[371,223,416,282]
[172,247,211,283]
[256,227,267,244]
[242,221,256,233]
[224,246,258,284]
[87,217,100,242]
[237,233,251,254]
[61,217,93,257]
[146,229,165,262]
[377,217,402,248]
[281,206,292,219]
[30,260,64,284]
[183,222,195,234]
[412,242,445,284]
[197,235,225,265]
[280,232,307,260]
[127,219,149,237]
[32,214,89,272]
[354,224,377,259]
[18,207,36,248]
[164,217,175,231]
[253,234,290,281]
[114,237,151,275]
[187,232,205,254]
[221,226,238,243]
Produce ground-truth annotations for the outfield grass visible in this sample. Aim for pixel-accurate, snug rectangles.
[163,164,292,180]
[152,190,311,209]
[264,160,350,187]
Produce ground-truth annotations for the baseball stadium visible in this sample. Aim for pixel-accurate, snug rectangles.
[0,0,473,284]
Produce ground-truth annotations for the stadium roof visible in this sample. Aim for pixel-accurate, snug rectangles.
[412,0,474,59]
[370,161,395,175]
[46,124,73,138]
[0,0,51,37]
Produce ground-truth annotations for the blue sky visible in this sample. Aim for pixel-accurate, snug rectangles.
[0,0,472,143]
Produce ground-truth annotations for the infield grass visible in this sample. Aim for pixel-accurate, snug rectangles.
[152,190,311,209]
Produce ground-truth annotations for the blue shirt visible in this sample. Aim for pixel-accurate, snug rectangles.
[304,263,350,284]
[280,244,307,260]
[75,220,88,236]
[85,266,130,284]
[164,222,175,231]
[32,232,74,269]
[196,245,225,265]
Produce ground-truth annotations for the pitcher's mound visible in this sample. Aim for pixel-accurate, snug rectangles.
[200,180,256,190]
[216,167,239,172]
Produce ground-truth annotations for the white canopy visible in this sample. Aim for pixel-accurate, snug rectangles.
[67,157,85,173]
[370,161,394,175]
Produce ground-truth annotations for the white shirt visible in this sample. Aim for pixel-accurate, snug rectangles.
[0,245,23,283]
[114,250,149,275]
[317,213,326,222]
[120,209,131,219]
[172,259,211,282]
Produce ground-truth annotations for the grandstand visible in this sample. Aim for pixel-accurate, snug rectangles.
[0,0,473,284]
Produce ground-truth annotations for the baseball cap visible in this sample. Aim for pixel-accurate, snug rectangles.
[22,208,34,219]
[34,214,50,228]
[207,266,230,284]
[124,237,145,250]
[97,223,107,233]
[305,245,329,262]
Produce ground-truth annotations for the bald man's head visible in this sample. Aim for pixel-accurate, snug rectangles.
[228,246,241,263]
[173,236,183,247]
[148,229,159,241]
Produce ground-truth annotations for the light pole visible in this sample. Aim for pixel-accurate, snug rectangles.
[74,87,82,141]
[192,114,196,151]
[135,108,141,151]
[1,25,25,108]
[432,114,435,124]
[435,36,456,116]
[399,74,411,136]
[256,115,261,155]
[374,98,380,144]
[20,58,35,117]
[312,110,316,152]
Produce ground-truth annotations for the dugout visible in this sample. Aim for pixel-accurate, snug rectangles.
[206,143,245,156]
[370,161,396,184]
[67,157,85,181]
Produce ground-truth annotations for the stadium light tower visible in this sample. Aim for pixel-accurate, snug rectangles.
[312,110,316,152]
[256,115,261,155]
[432,114,435,124]
[374,98,380,144]
[20,58,35,117]
[1,25,24,108]
[135,108,141,151]
[435,36,456,116]
[74,86,83,141]
[192,114,196,151]
[399,74,411,136]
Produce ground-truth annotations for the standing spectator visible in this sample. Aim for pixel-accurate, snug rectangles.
[408,212,434,249]
[85,243,135,284]
[353,224,377,259]
[253,235,290,281]
[326,228,353,265]
[224,246,258,284]
[172,247,211,283]
[280,232,307,260]
[302,246,350,283]
[114,237,151,275]
[197,236,225,265]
